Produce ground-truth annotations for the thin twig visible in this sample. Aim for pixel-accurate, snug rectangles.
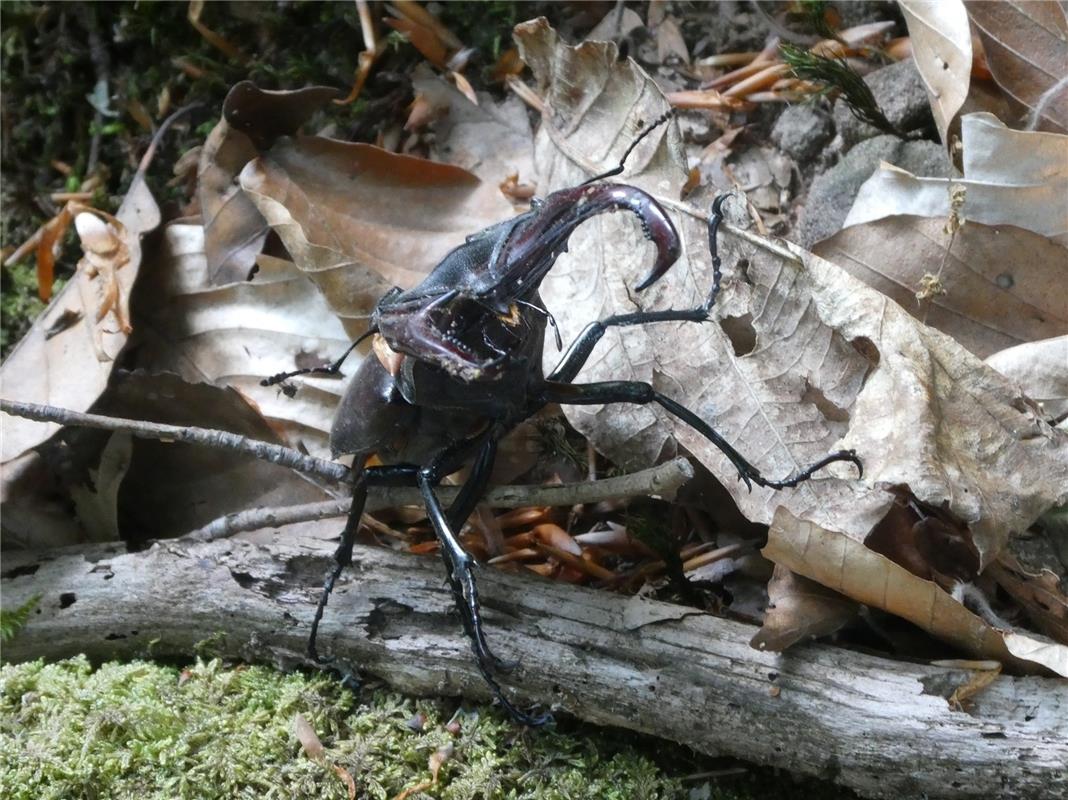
[1,399,351,484]
[183,457,695,541]
[1,398,695,541]
[80,4,109,176]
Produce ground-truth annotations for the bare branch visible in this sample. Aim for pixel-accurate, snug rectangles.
[2,399,695,542]
[1,399,350,484]
[184,457,695,541]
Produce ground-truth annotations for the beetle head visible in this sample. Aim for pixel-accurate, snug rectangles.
[374,183,681,382]
[374,289,541,382]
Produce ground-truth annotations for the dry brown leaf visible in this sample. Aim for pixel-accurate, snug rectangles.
[813,217,1066,358]
[967,1,1068,134]
[514,18,1068,569]
[815,113,1068,357]
[898,0,973,146]
[187,0,245,61]
[134,224,351,457]
[238,136,513,324]
[989,554,1068,645]
[384,16,449,69]
[765,508,1068,676]
[750,564,858,652]
[198,83,341,284]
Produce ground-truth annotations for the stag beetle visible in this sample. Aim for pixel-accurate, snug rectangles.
[263,113,862,724]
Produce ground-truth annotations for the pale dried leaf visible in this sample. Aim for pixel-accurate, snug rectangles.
[238,136,513,323]
[655,18,689,66]
[134,224,351,456]
[750,564,858,652]
[898,0,972,146]
[985,336,1068,425]
[69,431,132,543]
[813,217,1067,357]
[622,594,700,630]
[294,712,325,760]
[587,6,644,44]
[516,19,1068,569]
[1003,631,1068,677]
[967,1,1068,134]
[765,508,1068,675]
[0,173,158,463]
[843,114,1068,242]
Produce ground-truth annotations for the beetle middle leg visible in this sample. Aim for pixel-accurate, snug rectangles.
[540,380,862,491]
[308,463,420,662]
[418,434,551,726]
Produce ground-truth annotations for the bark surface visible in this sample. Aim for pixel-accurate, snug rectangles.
[3,534,1066,799]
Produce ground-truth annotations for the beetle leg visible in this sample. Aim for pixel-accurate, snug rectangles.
[547,195,730,384]
[307,463,421,663]
[442,437,518,674]
[262,327,376,389]
[540,380,862,491]
[419,439,551,726]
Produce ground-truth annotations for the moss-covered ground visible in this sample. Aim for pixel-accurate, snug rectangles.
[0,656,857,800]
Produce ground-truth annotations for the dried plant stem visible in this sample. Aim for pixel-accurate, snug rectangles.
[1,398,694,540]
[1,399,351,484]
[505,75,547,114]
[184,458,694,541]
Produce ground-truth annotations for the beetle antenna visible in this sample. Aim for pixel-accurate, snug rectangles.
[517,300,563,351]
[581,108,675,186]
[261,326,378,389]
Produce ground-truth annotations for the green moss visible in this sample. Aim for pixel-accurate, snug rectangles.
[1,657,686,800]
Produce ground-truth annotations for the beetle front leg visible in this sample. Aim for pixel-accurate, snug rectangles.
[262,328,376,389]
[547,195,729,384]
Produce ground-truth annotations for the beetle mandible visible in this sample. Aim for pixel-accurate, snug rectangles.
[263,112,862,725]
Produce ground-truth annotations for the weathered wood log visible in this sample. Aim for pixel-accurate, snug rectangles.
[3,534,1066,799]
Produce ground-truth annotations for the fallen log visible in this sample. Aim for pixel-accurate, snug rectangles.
[3,533,1066,799]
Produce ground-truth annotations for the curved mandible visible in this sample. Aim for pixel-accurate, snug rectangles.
[482,183,682,305]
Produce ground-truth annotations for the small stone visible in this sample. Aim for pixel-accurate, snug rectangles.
[797,135,955,247]
[833,58,934,148]
[771,103,835,162]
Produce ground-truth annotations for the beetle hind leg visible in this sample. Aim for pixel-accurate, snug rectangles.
[541,379,862,491]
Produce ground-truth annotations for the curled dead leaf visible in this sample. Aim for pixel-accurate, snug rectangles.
[750,564,858,652]
[765,508,1068,677]
[898,0,972,147]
